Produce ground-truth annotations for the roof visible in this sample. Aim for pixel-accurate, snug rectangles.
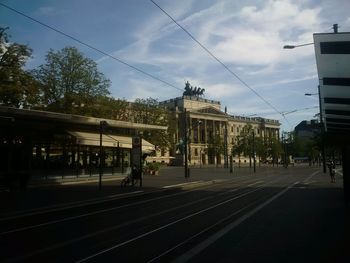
[0,106,167,131]
[67,131,155,152]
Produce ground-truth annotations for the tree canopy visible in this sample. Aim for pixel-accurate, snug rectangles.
[131,98,173,150]
[0,27,39,108]
[34,46,111,113]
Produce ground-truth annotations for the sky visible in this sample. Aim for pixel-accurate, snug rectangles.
[1,0,350,132]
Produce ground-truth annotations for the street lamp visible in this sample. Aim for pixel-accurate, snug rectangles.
[252,130,256,173]
[283,43,314,49]
[99,120,108,190]
[184,109,189,178]
[305,89,327,173]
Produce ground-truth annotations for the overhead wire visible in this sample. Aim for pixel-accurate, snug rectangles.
[149,0,289,123]
[0,2,183,92]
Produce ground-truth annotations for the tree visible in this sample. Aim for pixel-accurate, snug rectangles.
[0,27,40,108]
[236,124,254,167]
[131,98,172,150]
[69,96,130,121]
[255,136,268,166]
[34,46,110,113]
[269,137,283,166]
[232,136,244,167]
[208,132,224,166]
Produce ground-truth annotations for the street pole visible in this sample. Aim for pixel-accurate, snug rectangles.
[139,131,143,187]
[224,106,228,168]
[184,109,189,178]
[253,131,256,173]
[318,85,327,173]
[99,121,108,190]
[99,121,103,191]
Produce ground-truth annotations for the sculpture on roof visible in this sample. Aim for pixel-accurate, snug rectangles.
[183,81,205,97]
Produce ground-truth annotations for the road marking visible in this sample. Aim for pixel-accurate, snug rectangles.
[75,186,267,262]
[172,181,299,263]
[162,181,202,189]
[59,177,124,185]
[303,170,319,183]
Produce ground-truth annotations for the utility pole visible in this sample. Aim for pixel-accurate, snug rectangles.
[318,85,327,173]
[184,109,189,178]
[99,121,108,190]
[253,130,256,173]
[224,106,229,168]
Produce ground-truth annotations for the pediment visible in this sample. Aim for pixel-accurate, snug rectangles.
[194,106,225,115]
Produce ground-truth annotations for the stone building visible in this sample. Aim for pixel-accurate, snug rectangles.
[158,89,280,166]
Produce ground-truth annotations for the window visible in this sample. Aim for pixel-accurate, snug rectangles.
[324,97,350,105]
[320,41,350,54]
[194,148,198,156]
[323,77,350,86]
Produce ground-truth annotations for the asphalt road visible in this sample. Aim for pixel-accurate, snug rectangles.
[0,166,348,262]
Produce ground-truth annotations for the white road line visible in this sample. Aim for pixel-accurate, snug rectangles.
[303,170,320,183]
[162,181,202,188]
[75,186,266,263]
[172,181,299,263]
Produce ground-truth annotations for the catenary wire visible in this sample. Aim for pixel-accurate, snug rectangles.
[150,0,288,121]
[0,2,183,92]
[1,2,291,128]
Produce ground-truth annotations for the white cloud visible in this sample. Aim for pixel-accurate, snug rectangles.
[204,83,246,99]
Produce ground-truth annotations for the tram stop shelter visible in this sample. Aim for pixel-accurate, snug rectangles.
[0,106,167,189]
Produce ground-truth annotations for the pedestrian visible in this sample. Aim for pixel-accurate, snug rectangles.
[328,160,336,183]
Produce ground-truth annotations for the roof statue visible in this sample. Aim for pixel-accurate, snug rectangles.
[183,81,205,97]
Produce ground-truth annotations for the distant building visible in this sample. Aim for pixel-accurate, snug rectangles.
[157,88,280,165]
[294,120,321,138]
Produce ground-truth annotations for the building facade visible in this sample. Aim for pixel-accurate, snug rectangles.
[159,94,280,165]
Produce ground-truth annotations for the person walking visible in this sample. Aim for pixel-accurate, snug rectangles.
[328,160,336,183]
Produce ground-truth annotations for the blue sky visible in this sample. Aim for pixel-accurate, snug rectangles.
[1,0,350,132]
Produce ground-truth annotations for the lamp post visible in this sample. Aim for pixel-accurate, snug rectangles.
[283,43,314,49]
[224,106,229,169]
[252,130,256,173]
[184,109,189,178]
[283,40,327,173]
[99,120,108,190]
[305,88,327,173]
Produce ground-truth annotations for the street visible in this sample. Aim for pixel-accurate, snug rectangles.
[0,166,349,262]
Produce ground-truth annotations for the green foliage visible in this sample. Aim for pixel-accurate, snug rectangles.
[131,98,172,150]
[34,46,110,113]
[0,27,40,108]
[290,132,320,159]
[67,95,130,120]
[208,132,224,156]
[232,124,254,158]
[146,162,160,171]
[255,136,268,161]
[269,136,283,161]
